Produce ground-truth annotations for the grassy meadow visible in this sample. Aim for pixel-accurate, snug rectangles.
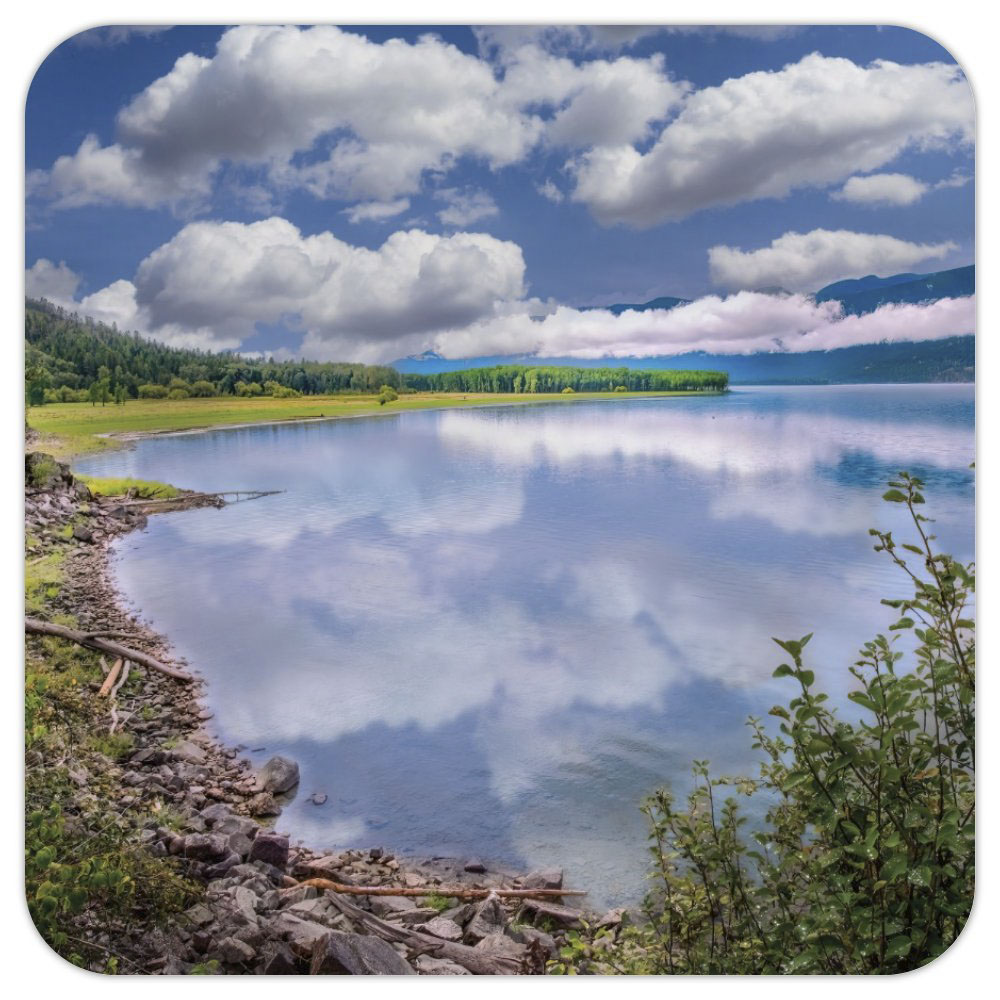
[27,389,715,461]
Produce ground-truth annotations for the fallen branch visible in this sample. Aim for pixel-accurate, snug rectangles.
[108,660,131,733]
[97,657,123,698]
[25,617,193,682]
[298,877,586,900]
[321,891,522,975]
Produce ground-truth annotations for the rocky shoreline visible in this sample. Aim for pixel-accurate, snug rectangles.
[25,451,621,975]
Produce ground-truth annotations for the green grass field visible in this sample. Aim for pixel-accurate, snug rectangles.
[27,389,718,461]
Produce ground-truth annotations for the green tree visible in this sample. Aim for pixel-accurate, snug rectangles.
[554,473,974,976]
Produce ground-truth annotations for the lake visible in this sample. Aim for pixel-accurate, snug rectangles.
[74,385,975,909]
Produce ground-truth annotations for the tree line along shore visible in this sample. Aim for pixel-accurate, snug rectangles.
[26,298,727,406]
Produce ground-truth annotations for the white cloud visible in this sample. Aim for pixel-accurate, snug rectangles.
[536,179,564,203]
[434,188,499,227]
[27,218,527,359]
[72,26,173,47]
[708,228,957,292]
[25,258,81,301]
[31,25,684,212]
[28,219,972,363]
[343,199,411,224]
[428,292,973,360]
[570,53,973,226]
[832,173,931,206]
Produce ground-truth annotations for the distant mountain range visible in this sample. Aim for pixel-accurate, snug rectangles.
[394,265,974,383]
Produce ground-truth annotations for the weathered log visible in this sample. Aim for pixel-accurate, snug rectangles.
[321,891,522,975]
[298,877,586,900]
[97,657,123,698]
[108,660,131,734]
[25,617,193,682]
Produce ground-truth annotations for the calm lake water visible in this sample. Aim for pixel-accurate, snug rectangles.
[75,386,974,909]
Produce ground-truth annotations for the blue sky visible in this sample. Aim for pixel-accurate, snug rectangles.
[25,24,975,362]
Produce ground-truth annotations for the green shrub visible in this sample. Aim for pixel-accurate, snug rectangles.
[614,385,628,392]
[189,380,216,397]
[561,386,575,393]
[553,473,974,975]
[378,385,398,406]
[137,384,169,399]
[167,388,190,400]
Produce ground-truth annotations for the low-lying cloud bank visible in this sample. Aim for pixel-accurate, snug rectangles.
[27,217,974,363]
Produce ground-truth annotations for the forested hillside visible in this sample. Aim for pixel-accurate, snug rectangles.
[402,364,728,393]
[25,299,402,402]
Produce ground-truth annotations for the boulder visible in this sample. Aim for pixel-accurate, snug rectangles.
[521,868,563,890]
[463,858,487,874]
[171,740,207,764]
[310,931,415,975]
[217,936,256,965]
[257,755,299,794]
[246,792,281,817]
[71,525,94,543]
[369,896,415,918]
[465,893,507,943]
[424,916,463,942]
[182,833,229,861]
[261,943,299,975]
[519,899,582,929]
[249,831,289,869]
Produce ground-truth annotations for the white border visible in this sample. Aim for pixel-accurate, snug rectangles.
[3,3,990,993]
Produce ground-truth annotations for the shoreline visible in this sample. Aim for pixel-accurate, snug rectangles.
[25,450,614,974]
[34,388,728,461]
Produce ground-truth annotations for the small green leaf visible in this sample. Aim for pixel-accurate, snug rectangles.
[882,489,907,503]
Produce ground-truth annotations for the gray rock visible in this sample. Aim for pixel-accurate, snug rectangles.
[258,755,299,794]
[71,525,93,543]
[249,831,289,869]
[463,858,487,873]
[414,955,472,975]
[261,943,299,974]
[465,893,507,942]
[171,740,207,764]
[246,792,281,817]
[519,898,582,929]
[369,896,416,918]
[205,851,242,879]
[309,793,328,805]
[517,926,557,955]
[474,933,527,961]
[228,832,254,858]
[424,916,463,941]
[272,913,334,958]
[310,931,416,975]
[217,936,256,965]
[521,867,563,890]
[182,833,229,861]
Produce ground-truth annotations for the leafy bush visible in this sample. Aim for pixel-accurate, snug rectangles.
[561,386,575,393]
[167,388,190,400]
[137,384,169,399]
[378,385,398,405]
[614,385,628,392]
[189,380,216,397]
[553,473,974,975]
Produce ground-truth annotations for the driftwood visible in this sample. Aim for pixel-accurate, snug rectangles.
[120,489,282,513]
[298,877,585,901]
[320,890,523,975]
[108,660,131,733]
[97,657,123,698]
[25,617,193,682]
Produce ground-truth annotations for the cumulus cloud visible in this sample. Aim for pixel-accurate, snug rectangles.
[570,53,973,226]
[343,199,411,224]
[25,258,81,301]
[27,218,527,359]
[28,217,973,362]
[30,25,683,212]
[832,170,972,206]
[434,188,499,227]
[831,173,931,206]
[708,228,957,291]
